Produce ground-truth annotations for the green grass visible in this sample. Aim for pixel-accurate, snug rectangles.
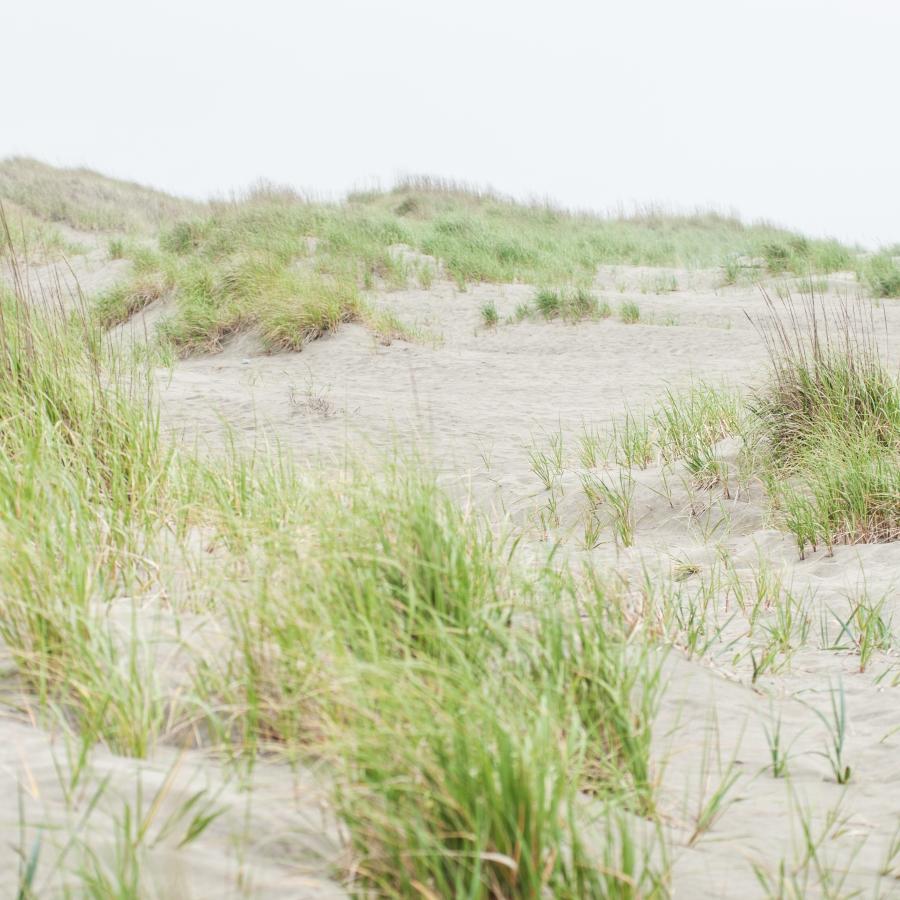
[619,300,641,324]
[640,274,678,294]
[653,384,744,488]
[759,236,852,276]
[721,256,742,285]
[481,299,499,327]
[95,199,420,353]
[330,568,664,896]
[532,286,601,322]
[334,666,599,897]
[93,272,169,327]
[0,158,866,354]
[366,176,857,282]
[590,331,899,557]
[0,156,203,232]
[0,198,74,260]
[0,258,176,756]
[858,252,900,298]
[530,572,662,812]
[0,221,669,895]
[193,458,668,893]
[752,292,900,554]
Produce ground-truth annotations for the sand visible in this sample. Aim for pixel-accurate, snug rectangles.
[4,251,900,897]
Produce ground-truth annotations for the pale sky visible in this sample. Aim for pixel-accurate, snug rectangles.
[4,0,899,246]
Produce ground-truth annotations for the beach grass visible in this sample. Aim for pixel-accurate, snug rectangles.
[0,215,669,895]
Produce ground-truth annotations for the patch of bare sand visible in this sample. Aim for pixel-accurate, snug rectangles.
[155,278,769,467]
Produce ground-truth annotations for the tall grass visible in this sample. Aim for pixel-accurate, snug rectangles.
[179,460,669,895]
[1,213,668,894]
[370,177,856,280]
[96,202,412,353]
[858,252,900,298]
[530,572,662,812]
[0,211,179,754]
[333,666,601,898]
[2,156,855,353]
[328,566,664,896]
[653,384,744,489]
[0,199,73,259]
[0,156,203,231]
[752,291,900,553]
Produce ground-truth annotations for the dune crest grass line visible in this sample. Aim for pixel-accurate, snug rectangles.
[92,190,864,355]
[3,155,880,355]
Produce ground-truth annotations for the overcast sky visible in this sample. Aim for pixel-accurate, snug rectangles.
[4,0,899,246]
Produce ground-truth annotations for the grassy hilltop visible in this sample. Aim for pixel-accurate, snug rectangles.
[5,158,899,356]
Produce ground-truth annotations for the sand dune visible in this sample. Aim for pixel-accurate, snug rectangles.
[3,185,900,897]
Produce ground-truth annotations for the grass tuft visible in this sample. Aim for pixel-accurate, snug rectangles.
[619,301,641,324]
[752,291,900,552]
[859,252,900,298]
[481,299,499,327]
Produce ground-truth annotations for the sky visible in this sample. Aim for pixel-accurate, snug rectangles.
[4,0,899,247]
